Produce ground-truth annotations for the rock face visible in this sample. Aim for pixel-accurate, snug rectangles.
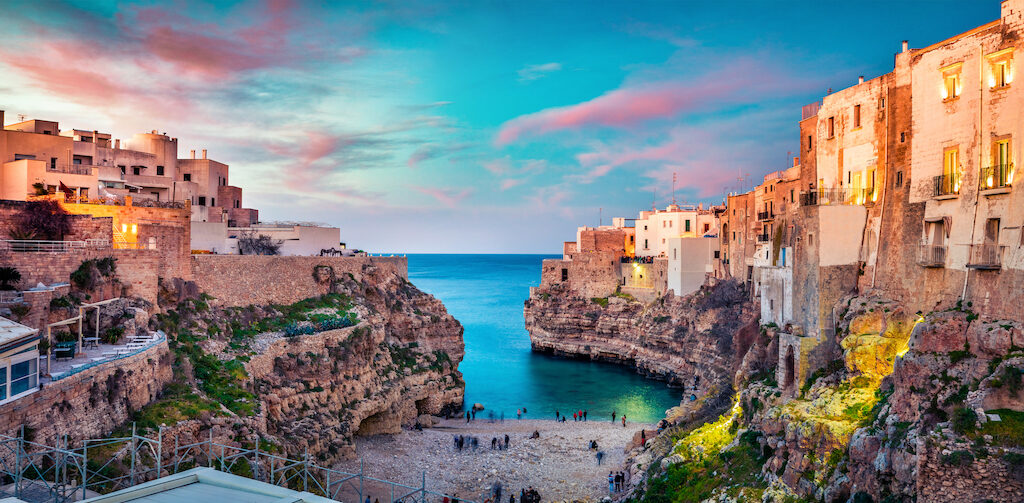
[524,281,761,391]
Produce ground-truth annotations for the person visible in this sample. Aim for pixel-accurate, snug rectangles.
[493,482,503,502]
[467,413,471,424]
[583,410,587,421]
[492,437,497,449]
[531,430,540,439]
[453,494,460,503]
[561,415,566,423]
[444,496,450,503]
[622,415,627,428]
[523,407,527,415]
[504,434,510,449]
[572,411,577,422]
[365,496,370,503]
[612,411,616,423]
[641,430,646,443]
[520,488,525,503]
[596,450,605,465]
[471,410,477,420]
[453,435,458,450]
[555,410,559,420]
[608,471,614,493]
[509,494,515,503]
[517,408,521,420]
[374,499,379,503]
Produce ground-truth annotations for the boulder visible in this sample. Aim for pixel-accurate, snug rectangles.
[966,321,1016,359]
[417,414,439,427]
[908,311,968,354]
[472,403,485,411]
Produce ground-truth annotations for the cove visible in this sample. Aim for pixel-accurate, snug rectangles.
[407,254,681,423]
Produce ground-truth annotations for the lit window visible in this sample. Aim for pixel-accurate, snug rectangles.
[941,62,963,100]
[131,224,137,234]
[987,49,1013,88]
[121,224,128,233]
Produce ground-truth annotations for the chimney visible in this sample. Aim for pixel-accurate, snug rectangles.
[0,110,4,126]
[115,139,120,149]
[202,149,207,159]
[858,76,864,84]
[902,40,909,53]
[793,156,799,167]
[190,149,196,159]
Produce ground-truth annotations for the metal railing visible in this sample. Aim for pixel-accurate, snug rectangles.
[917,244,947,268]
[966,244,1005,270]
[756,233,771,243]
[798,188,871,206]
[757,211,774,221]
[0,291,24,304]
[0,428,478,503]
[46,163,96,176]
[0,239,110,253]
[980,163,1013,191]
[933,173,961,197]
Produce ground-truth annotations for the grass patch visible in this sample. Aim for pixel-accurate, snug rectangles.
[979,409,1024,446]
[591,297,609,308]
[639,431,767,503]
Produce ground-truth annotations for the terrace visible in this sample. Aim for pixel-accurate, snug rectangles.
[43,331,165,382]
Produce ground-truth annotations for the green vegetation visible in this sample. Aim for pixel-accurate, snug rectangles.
[612,291,636,302]
[638,430,768,503]
[71,257,117,290]
[591,297,609,307]
[978,409,1024,446]
[801,359,845,398]
[0,266,21,290]
[951,407,978,435]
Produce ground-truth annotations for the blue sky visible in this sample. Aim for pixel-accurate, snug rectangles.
[0,0,1000,253]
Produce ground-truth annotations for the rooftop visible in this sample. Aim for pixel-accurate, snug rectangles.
[81,467,336,503]
[0,316,38,353]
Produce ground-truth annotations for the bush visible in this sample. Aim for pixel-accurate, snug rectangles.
[951,407,978,435]
[941,449,975,466]
[237,231,283,255]
[0,267,21,291]
[102,326,125,344]
[10,200,71,240]
[591,297,608,307]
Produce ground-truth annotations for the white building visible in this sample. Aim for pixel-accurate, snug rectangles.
[634,204,718,258]
[0,316,39,405]
[666,236,719,297]
[191,222,344,256]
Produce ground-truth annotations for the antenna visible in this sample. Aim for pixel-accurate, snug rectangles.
[652,189,657,211]
[599,207,602,226]
[18,114,26,122]
[672,173,677,205]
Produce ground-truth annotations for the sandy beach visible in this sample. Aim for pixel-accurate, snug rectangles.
[336,417,651,502]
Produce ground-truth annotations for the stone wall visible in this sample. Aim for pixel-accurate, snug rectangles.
[0,342,173,444]
[190,255,408,307]
[917,436,1024,503]
[538,252,621,299]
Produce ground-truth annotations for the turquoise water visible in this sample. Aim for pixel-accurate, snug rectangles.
[407,254,681,423]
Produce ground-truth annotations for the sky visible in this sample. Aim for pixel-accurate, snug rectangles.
[0,0,1001,253]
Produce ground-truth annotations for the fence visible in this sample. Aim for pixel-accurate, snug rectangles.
[0,291,24,304]
[917,244,947,268]
[0,239,110,253]
[966,244,1004,270]
[798,188,872,206]
[980,164,1013,190]
[0,427,479,503]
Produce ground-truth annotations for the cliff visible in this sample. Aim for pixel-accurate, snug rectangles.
[525,281,761,390]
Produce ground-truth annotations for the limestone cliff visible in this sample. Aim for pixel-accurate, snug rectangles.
[525,280,762,409]
[143,260,465,463]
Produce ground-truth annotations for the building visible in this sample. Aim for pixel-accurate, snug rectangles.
[0,316,39,405]
[634,204,718,258]
[81,467,335,503]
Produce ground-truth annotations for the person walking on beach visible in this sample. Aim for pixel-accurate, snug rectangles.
[509,494,515,503]
[612,411,616,423]
[641,430,646,444]
[572,411,577,422]
[365,496,371,503]
[596,450,605,465]
[504,434,510,449]
[491,437,497,449]
[561,415,566,423]
[555,410,559,420]
[517,408,521,419]
[608,472,614,493]
[583,410,587,421]
[622,415,627,428]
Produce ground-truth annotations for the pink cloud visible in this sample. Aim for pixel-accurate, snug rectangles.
[495,60,798,145]
[500,179,525,191]
[411,186,474,208]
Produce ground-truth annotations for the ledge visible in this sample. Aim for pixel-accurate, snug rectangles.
[980,187,1011,196]
[933,194,960,201]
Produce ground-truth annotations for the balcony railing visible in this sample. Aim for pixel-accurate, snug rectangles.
[757,211,774,221]
[966,243,1005,270]
[798,188,873,206]
[933,173,961,197]
[917,244,947,268]
[980,163,1013,191]
[756,233,771,243]
[0,291,24,304]
[0,239,110,253]
[47,163,96,175]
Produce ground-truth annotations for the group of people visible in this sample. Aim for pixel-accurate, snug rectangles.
[453,433,512,451]
[606,471,628,493]
[554,409,591,422]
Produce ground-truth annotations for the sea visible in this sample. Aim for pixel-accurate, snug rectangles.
[406,254,682,424]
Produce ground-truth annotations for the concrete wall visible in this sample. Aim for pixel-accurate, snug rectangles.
[190,221,229,253]
[667,237,717,297]
[761,264,793,326]
[190,255,408,307]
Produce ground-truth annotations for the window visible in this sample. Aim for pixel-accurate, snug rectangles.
[988,49,1013,88]
[944,147,960,194]
[13,154,35,160]
[211,198,215,207]
[198,196,206,206]
[808,233,814,246]
[732,231,736,241]
[985,218,1000,245]
[896,171,904,188]
[50,157,57,170]
[713,250,720,259]
[807,135,812,151]
[853,105,861,128]
[673,248,677,260]
[703,223,710,233]
[880,97,886,109]
[827,117,835,138]
[644,239,648,249]
[156,165,164,176]
[183,173,191,181]
[561,268,568,282]
[900,132,906,143]
[235,200,240,208]
[942,63,963,99]
[790,189,794,202]
[119,165,126,175]
[685,220,691,232]
[132,166,141,176]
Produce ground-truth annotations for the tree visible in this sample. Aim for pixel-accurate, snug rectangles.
[10,200,72,241]
[0,267,21,290]
[237,231,283,255]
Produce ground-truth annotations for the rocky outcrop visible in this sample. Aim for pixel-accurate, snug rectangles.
[524,281,761,390]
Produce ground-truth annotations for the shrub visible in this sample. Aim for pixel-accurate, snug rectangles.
[237,231,283,255]
[102,326,125,344]
[0,267,21,291]
[941,449,974,466]
[801,359,845,397]
[8,303,30,320]
[591,297,609,307]
[10,199,71,241]
[951,407,978,435]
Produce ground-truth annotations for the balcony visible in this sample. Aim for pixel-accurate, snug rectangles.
[756,233,771,243]
[979,164,1013,194]
[932,173,961,198]
[917,244,947,268]
[966,243,1004,270]
[757,211,774,221]
[798,188,873,206]
[47,163,95,176]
